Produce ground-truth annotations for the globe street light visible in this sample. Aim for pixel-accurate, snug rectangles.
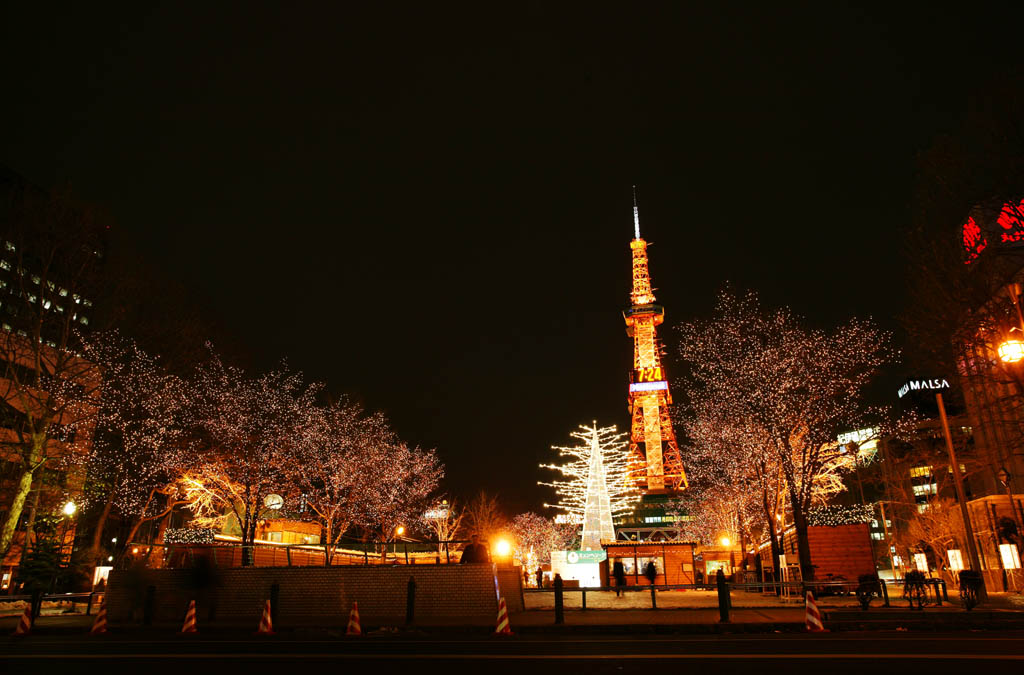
[62,501,77,516]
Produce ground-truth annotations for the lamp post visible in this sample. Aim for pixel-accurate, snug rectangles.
[936,392,987,602]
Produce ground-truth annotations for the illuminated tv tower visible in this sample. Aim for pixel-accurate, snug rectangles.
[623,188,687,494]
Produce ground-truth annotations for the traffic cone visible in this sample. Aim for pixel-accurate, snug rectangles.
[11,605,32,636]
[805,591,826,632]
[255,599,274,635]
[494,596,513,635]
[90,600,108,635]
[181,600,198,634]
[346,601,362,636]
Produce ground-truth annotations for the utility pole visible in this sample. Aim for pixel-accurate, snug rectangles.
[937,392,987,602]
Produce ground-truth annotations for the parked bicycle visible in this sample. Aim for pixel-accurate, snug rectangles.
[959,570,982,611]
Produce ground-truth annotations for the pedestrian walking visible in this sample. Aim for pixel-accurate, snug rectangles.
[612,560,626,597]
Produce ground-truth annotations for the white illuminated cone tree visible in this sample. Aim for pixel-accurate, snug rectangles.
[541,423,636,550]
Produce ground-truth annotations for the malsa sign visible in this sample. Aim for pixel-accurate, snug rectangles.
[898,377,951,399]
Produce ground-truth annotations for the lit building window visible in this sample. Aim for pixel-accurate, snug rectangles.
[913,483,937,497]
[909,466,932,478]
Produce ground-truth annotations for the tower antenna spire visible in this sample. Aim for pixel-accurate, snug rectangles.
[632,185,641,239]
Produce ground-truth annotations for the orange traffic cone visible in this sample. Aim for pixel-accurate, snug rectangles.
[181,600,198,634]
[494,596,513,635]
[90,600,108,635]
[255,599,274,635]
[805,591,826,632]
[346,601,362,636]
[11,605,32,636]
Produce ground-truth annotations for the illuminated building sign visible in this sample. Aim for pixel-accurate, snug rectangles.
[629,381,668,393]
[962,198,1024,265]
[897,378,951,399]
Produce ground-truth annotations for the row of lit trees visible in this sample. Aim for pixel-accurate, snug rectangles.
[84,339,443,566]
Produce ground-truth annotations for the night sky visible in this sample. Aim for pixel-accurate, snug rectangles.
[4,3,1024,514]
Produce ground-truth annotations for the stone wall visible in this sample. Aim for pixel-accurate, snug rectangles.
[105,563,500,628]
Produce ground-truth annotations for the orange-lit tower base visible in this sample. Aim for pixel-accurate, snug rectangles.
[623,194,687,494]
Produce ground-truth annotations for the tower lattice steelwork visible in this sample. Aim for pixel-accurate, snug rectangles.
[623,191,687,494]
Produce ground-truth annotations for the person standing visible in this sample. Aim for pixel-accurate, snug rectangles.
[612,560,627,597]
[644,560,657,585]
[535,567,544,588]
[459,534,491,564]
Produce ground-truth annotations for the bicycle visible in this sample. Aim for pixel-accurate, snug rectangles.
[903,570,927,610]
[959,570,981,611]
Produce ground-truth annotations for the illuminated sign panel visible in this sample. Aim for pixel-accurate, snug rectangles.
[629,381,668,393]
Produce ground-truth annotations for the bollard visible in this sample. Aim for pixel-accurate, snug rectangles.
[406,576,416,625]
[270,582,280,627]
[581,588,587,610]
[650,585,658,609]
[553,574,564,624]
[880,578,890,607]
[86,591,95,616]
[716,569,730,623]
[143,585,156,626]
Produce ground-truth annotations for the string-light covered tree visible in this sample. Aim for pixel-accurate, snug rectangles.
[509,511,577,571]
[676,290,896,580]
[284,398,398,564]
[540,423,637,549]
[182,348,319,565]
[356,441,442,562]
[81,331,193,560]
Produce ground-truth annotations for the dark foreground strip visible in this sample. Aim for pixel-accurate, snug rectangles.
[4,653,1024,661]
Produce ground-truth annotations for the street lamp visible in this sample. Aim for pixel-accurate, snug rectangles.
[999,339,1024,363]
[395,525,406,537]
[62,501,76,516]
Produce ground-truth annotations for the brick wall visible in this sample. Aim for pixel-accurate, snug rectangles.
[495,566,524,612]
[106,563,500,628]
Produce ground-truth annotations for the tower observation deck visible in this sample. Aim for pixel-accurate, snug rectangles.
[623,191,687,494]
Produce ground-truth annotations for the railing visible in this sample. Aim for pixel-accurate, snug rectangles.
[527,579,903,622]
[2,591,106,615]
[119,538,478,569]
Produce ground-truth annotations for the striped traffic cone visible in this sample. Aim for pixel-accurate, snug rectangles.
[255,599,274,635]
[346,601,362,636]
[805,591,826,632]
[90,600,108,635]
[494,596,513,635]
[11,605,32,636]
[181,600,198,634]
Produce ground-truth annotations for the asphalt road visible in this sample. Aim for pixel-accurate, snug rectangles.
[4,632,1024,674]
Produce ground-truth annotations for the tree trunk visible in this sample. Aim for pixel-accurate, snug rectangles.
[323,520,333,567]
[790,493,814,581]
[0,468,35,557]
[761,486,783,592]
[88,489,117,563]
